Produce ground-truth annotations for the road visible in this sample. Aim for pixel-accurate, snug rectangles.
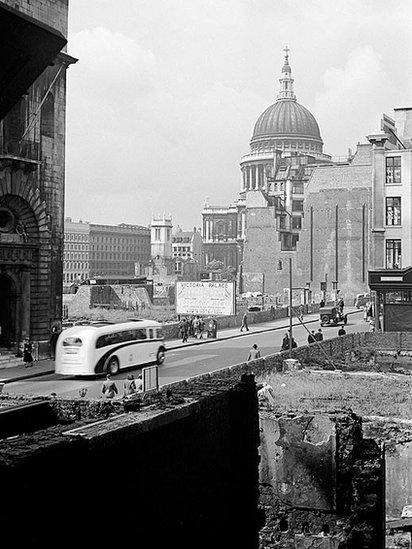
[4,312,368,400]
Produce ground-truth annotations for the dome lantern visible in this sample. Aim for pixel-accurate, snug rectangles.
[277,45,296,101]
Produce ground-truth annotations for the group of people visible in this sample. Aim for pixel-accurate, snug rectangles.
[101,372,143,399]
[178,315,218,343]
[307,328,324,344]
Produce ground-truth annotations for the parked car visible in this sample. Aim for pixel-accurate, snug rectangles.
[354,293,371,309]
[319,305,348,326]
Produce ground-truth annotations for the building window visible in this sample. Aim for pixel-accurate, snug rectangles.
[386,197,401,225]
[386,239,402,269]
[386,157,401,184]
[292,216,302,230]
[292,182,303,194]
[40,93,54,138]
[155,228,161,240]
[292,199,304,212]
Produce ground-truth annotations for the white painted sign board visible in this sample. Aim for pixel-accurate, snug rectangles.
[142,365,158,392]
[176,281,236,316]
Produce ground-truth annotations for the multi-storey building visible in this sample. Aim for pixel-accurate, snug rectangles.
[172,226,203,275]
[0,0,76,347]
[63,218,90,284]
[89,223,150,277]
[368,108,412,270]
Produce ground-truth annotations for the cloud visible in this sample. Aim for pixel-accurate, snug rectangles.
[315,46,389,155]
[70,27,158,97]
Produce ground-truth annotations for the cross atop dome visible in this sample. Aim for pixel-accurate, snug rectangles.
[277,47,296,101]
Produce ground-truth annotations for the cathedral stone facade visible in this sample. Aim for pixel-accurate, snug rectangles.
[0,1,75,349]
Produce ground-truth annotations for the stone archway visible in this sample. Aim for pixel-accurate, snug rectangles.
[0,273,17,346]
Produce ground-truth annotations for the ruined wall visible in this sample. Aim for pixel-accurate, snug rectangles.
[67,284,152,317]
[0,376,261,549]
[259,411,385,548]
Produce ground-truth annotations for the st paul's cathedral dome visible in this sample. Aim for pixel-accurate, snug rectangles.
[250,48,324,155]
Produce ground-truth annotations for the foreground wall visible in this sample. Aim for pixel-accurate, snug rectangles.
[0,376,261,549]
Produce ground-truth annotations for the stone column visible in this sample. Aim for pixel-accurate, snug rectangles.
[21,267,31,339]
[255,165,259,189]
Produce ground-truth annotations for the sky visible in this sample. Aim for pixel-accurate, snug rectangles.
[65,0,412,229]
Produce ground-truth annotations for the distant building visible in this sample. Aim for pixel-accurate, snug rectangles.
[172,226,203,275]
[63,218,90,284]
[202,203,241,271]
[238,48,331,297]
[89,223,150,277]
[150,213,172,259]
[295,143,372,301]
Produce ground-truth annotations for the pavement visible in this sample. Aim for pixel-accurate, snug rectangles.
[0,307,362,385]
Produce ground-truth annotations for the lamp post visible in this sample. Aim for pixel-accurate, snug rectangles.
[305,281,311,306]
[289,257,293,358]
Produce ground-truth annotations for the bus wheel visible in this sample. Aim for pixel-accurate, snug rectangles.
[156,348,165,365]
[107,356,119,375]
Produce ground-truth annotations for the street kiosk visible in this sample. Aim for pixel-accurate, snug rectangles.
[368,267,412,332]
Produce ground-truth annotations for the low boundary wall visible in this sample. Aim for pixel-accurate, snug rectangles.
[162,332,412,395]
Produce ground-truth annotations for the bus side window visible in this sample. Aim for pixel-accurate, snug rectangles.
[148,329,154,339]
[156,329,163,339]
[131,329,146,340]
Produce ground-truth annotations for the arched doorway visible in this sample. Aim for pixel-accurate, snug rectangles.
[0,274,16,347]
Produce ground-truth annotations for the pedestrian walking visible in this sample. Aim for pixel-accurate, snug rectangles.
[179,318,189,343]
[49,326,60,359]
[189,315,195,337]
[315,328,323,342]
[320,299,325,308]
[207,318,216,338]
[23,339,34,368]
[212,318,218,338]
[247,343,261,361]
[298,304,304,321]
[123,373,136,397]
[240,311,249,332]
[338,327,346,336]
[198,316,205,339]
[291,336,297,348]
[193,315,200,338]
[101,373,118,399]
[307,330,316,344]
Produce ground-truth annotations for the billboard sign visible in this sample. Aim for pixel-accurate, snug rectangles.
[176,281,236,316]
